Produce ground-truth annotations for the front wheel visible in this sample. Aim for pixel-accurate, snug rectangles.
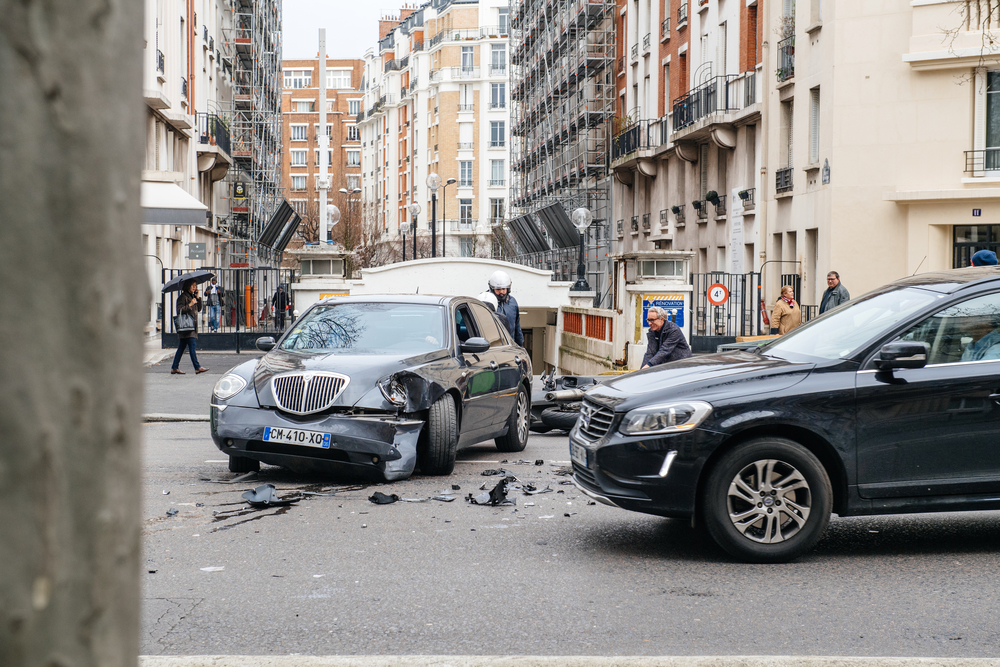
[495,385,530,452]
[702,438,832,563]
[419,393,459,475]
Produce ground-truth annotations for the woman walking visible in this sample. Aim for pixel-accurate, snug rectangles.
[171,280,209,375]
[770,285,802,335]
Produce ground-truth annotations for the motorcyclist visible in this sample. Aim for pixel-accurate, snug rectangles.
[477,290,511,334]
[487,270,523,346]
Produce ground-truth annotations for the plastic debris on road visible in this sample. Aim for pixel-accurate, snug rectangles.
[480,468,513,477]
[165,508,178,517]
[200,566,225,572]
[432,495,457,502]
[467,476,516,506]
[368,491,400,504]
[241,483,301,507]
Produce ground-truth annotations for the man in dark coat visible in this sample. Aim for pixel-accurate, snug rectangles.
[488,270,523,347]
[819,271,850,314]
[272,286,289,330]
[641,306,692,369]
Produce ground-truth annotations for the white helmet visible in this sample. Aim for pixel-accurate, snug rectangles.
[488,270,512,290]
[478,291,499,311]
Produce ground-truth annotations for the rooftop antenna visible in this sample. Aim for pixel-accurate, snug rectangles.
[912,256,927,276]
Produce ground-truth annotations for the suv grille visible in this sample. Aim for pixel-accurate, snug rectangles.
[576,398,615,442]
[271,372,350,415]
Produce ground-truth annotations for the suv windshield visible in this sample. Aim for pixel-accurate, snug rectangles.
[762,287,941,361]
[281,303,447,354]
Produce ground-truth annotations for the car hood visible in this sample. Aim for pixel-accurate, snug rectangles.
[253,347,452,408]
[589,351,814,410]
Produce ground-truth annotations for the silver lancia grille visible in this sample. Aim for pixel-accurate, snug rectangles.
[576,398,616,442]
[270,372,350,415]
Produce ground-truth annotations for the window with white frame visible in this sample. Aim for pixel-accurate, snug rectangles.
[490,198,505,223]
[347,125,360,141]
[491,44,506,74]
[327,69,352,89]
[290,149,308,166]
[293,100,313,112]
[290,199,308,215]
[347,174,360,190]
[291,175,307,191]
[314,149,332,166]
[290,124,308,141]
[313,123,332,137]
[459,198,473,222]
[349,99,361,115]
[490,159,505,186]
[462,46,474,71]
[460,237,473,257]
[284,69,312,88]
[347,149,360,166]
[460,161,473,186]
[490,121,505,147]
[491,83,506,109]
[498,7,510,33]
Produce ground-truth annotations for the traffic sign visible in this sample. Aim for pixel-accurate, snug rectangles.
[707,283,729,306]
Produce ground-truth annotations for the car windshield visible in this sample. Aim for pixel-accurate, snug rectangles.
[761,287,941,361]
[280,303,447,354]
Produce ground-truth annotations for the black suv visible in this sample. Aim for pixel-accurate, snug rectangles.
[572,267,1000,562]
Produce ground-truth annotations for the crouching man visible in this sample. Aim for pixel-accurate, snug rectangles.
[641,306,692,369]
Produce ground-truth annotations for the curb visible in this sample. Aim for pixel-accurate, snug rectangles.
[139,657,1000,667]
[144,414,210,422]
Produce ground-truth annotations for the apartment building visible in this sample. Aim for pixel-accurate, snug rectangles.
[141,0,237,328]
[280,58,365,244]
[359,0,512,258]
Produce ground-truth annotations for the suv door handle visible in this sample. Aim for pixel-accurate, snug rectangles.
[490,360,498,370]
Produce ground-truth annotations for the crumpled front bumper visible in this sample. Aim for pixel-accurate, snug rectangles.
[211,405,424,481]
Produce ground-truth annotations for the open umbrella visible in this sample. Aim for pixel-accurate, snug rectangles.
[161,269,216,293]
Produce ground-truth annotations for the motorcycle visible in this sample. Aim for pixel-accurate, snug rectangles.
[529,371,603,433]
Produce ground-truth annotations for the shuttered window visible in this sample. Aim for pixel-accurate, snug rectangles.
[700,143,709,197]
[809,88,820,164]
[785,100,794,168]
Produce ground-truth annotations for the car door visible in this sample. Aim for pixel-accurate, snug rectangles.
[469,302,521,424]
[856,290,1000,498]
[454,303,499,436]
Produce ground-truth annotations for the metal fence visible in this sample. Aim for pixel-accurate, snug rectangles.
[161,266,298,351]
[690,272,764,346]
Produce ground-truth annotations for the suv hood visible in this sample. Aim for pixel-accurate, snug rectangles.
[590,351,814,410]
[253,347,451,409]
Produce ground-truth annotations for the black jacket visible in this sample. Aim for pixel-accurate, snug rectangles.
[496,294,523,346]
[819,282,850,313]
[177,292,202,339]
[641,321,692,368]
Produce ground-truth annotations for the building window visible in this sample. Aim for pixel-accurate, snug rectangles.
[347,125,360,141]
[290,199,308,215]
[490,159,505,186]
[783,100,794,168]
[291,175,307,191]
[809,88,820,164]
[293,100,313,112]
[954,225,1000,267]
[459,198,473,222]
[462,46,474,71]
[460,161,473,186]
[498,7,510,33]
[460,237,474,257]
[347,174,360,190]
[490,198,505,223]
[283,69,312,88]
[290,149,308,166]
[313,123,332,137]
[290,124,308,141]
[639,260,684,277]
[347,150,360,166]
[491,44,506,75]
[491,83,506,109]
[314,149,332,166]
[349,99,361,115]
[327,69,352,89]
[490,121,505,148]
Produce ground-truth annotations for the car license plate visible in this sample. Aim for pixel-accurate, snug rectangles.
[570,442,588,467]
[263,426,332,449]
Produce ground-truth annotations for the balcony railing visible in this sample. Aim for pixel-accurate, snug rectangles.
[181,77,188,99]
[618,56,624,74]
[630,216,639,232]
[489,140,506,148]
[678,2,688,25]
[713,195,726,217]
[631,44,638,60]
[490,65,507,76]
[673,205,686,225]
[489,179,506,186]
[459,103,474,111]
[452,67,480,79]
[642,33,651,52]
[672,73,756,131]
[490,101,507,110]
[693,200,708,221]
[660,209,669,229]
[661,18,671,39]
[450,219,477,231]
[738,187,756,208]
[965,149,1000,174]
[642,213,650,231]
[611,119,661,161]
[458,142,474,149]
[616,219,624,236]
[156,49,165,74]
[776,167,793,193]
[197,112,230,156]
[777,36,795,82]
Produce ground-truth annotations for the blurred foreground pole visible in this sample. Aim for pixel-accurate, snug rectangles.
[0,0,146,665]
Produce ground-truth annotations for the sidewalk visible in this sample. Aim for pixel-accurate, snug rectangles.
[140,657,1000,667]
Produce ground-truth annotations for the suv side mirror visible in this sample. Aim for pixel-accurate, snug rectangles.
[256,336,276,352]
[461,337,490,354]
[875,341,929,371]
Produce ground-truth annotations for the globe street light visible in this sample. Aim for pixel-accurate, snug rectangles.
[441,177,456,256]
[426,173,441,257]
[571,207,593,292]
[408,203,421,261]
[325,204,341,244]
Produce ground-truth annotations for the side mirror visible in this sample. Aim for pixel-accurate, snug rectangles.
[874,341,929,371]
[256,336,276,352]
[461,337,490,354]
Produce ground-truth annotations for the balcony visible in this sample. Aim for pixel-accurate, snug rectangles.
[677,2,688,26]
[631,44,638,60]
[452,67,480,79]
[642,213,650,232]
[611,119,661,162]
[489,179,506,187]
[659,209,669,230]
[672,73,757,132]
[630,216,639,232]
[965,149,1000,175]
[777,36,795,82]
[490,65,507,76]
[450,219,477,232]
[156,49,165,76]
[181,77,188,99]
[738,187,756,209]
[661,18,671,40]
[616,219,624,236]
[712,194,726,217]
[196,112,231,156]
[776,167,793,194]
[458,142,474,150]
[459,103,474,112]
[489,140,506,149]
[693,200,708,221]
[642,33,651,53]
[490,101,506,110]
[673,204,686,226]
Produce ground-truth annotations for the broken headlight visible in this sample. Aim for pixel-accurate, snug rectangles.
[213,374,247,400]
[378,376,407,407]
[619,400,712,436]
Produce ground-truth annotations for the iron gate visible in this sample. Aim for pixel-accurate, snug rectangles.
[689,272,763,352]
[161,266,297,351]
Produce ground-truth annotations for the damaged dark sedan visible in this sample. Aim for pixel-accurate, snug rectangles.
[210,295,532,481]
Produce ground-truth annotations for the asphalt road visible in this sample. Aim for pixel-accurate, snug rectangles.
[141,356,1000,658]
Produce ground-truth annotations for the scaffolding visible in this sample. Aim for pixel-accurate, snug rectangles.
[224,0,283,260]
[506,0,615,301]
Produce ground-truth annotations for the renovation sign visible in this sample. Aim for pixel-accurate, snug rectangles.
[642,294,685,328]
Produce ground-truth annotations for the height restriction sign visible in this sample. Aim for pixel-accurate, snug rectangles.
[707,283,729,306]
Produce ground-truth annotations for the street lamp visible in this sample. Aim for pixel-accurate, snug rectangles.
[426,173,441,257]
[571,207,593,292]
[408,203,421,261]
[441,177,456,256]
[325,204,341,243]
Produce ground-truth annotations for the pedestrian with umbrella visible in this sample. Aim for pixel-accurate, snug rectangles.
[163,270,214,375]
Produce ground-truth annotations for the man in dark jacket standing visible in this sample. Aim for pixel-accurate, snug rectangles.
[488,270,523,346]
[641,306,692,369]
[819,271,850,314]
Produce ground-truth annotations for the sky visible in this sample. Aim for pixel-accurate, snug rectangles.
[282,0,401,60]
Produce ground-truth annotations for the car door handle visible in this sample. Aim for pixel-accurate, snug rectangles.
[490,361,498,370]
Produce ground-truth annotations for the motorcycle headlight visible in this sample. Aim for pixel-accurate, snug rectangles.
[213,374,247,400]
[378,376,407,407]
[619,400,713,436]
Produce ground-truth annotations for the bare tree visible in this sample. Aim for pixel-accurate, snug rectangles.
[1,0,145,664]
[940,1,1000,84]
[296,200,321,244]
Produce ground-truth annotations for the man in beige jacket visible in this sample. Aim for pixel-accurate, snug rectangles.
[770,285,802,335]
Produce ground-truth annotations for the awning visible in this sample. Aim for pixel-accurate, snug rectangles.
[141,181,209,226]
